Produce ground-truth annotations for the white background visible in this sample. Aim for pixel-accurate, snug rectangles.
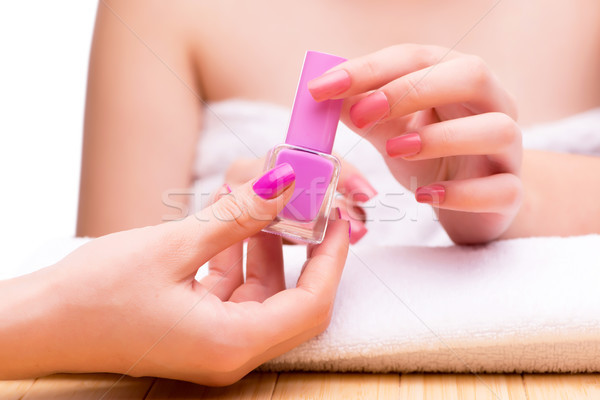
[0,2,98,278]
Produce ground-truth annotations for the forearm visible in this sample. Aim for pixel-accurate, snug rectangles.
[503,149,600,238]
[0,265,128,379]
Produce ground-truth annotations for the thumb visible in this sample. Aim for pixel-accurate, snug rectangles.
[155,163,295,273]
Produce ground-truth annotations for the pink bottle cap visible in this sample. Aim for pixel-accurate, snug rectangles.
[285,51,347,154]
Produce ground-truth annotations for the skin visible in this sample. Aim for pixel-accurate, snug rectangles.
[6,0,593,386]
[312,46,523,243]
[78,0,600,242]
[0,174,350,385]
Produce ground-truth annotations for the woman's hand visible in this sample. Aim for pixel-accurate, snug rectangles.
[308,44,523,244]
[225,156,374,244]
[0,165,349,386]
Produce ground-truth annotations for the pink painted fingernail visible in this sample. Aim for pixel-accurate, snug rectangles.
[349,91,390,129]
[307,69,351,101]
[336,207,342,219]
[349,220,367,244]
[339,207,367,244]
[252,163,295,199]
[386,133,422,158]
[224,183,232,193]
[343,174,378,203]
[416,185,446,205]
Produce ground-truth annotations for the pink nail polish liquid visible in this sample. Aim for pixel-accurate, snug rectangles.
[262,51,346,244]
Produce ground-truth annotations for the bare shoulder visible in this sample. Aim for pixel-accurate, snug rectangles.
[97,0,201,47]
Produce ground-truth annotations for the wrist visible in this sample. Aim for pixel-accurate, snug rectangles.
[0,265,69,378]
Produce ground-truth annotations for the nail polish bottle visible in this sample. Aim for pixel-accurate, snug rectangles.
[263,51,346,244]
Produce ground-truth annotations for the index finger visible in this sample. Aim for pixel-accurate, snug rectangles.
[308,44,457,101]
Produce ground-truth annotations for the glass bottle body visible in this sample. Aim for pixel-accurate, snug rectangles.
[262,144,340,244]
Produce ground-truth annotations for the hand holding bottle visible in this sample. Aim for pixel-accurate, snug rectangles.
[225,156,373,244]
[308,44,523,244]
[0,167,349,386]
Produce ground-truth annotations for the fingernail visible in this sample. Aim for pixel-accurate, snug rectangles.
[349,220,367,244]
[308,69,351,101]
[343,174,378,203]
[416,184,446,205]
[252,163,295,199]
[339,207,367,244]
[336,207,342,220]
[349,91,390,129]
[386,133,422,158]
[223,183,232,193]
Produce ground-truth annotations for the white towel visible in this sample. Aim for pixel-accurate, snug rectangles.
[17,234,600,373]
[267,236,600,372]
[15,101,600,372]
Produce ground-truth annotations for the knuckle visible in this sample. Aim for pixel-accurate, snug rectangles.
[299,286,335,332]
[464,55,491,88]
[502,175,523,208]
[401,74,426,104]
[309,295,335,330]
[212,193,256,233]
[412,44,439,67]
[391,44,440,68]
[214,194,245,222]
[360,57,383,82]
[387,43,411,62]
[438,122,456,149]
[490,112,521,149]
[506,91,519,120]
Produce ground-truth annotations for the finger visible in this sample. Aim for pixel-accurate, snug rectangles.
[202,243,244,300]
[334,153,378,203]
[308,44,455,101]
[415,173,522,214]
[335,202,368,245]
[348,56,517,129]
[305,206,340,260]
[207,215,349,376]
[200,184,244,300]
[385,112,522,172]
[256,215,349,343]
[229,233,285,303]
[154,163,296,277]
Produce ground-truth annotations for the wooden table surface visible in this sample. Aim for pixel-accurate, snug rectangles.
[2,372,600,399]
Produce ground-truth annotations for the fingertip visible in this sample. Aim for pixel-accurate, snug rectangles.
[386,133,422,158]
[335,206,342,220]
[349,221,367,244]
[307,69,351,102]
[349,91,390,129]
[325,216,351,253]
[341,174,378,203]
[252,163,296,200]
[415,184,446,205]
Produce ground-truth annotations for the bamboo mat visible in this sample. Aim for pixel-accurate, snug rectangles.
[2,372,600,399]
